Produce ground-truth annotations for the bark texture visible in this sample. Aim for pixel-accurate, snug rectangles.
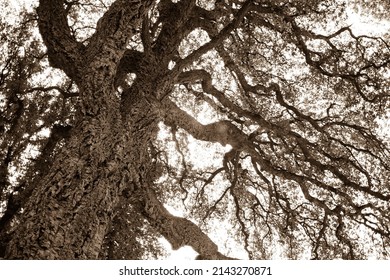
[2,0,388,260]
[5,0,232,260]
[5,0,155,259]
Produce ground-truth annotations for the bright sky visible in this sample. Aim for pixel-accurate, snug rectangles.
[346,7,390,36]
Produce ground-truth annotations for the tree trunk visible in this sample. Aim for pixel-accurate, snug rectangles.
[5,0,157,259]
[6,71,155,260]
[5,0,236,260]
[5,67,165,259]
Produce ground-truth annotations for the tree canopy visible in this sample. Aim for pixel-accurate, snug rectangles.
[0,0,389,259]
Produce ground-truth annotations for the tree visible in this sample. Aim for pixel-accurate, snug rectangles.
[0,0,389,260]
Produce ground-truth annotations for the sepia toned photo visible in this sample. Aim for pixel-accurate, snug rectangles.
[0,0,389,263]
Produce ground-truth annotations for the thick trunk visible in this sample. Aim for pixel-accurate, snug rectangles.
[5,0,237,259]
[5,83,158,259]
[4,0,157,259]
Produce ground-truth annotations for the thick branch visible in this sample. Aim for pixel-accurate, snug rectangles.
[152,0,197,60]
[139,186,236,259]
[115,50,143,87]
[37,0,86,83]
[87,0,154,59]
[82,0,154,89]
[162,98,248,149]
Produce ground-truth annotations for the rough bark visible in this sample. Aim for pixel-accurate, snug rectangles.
[5,0,154,259]
[1,0,388,260]
[5,0,234,259]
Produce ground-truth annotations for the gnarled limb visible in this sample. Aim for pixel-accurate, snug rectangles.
[37,0,85,83]
[135,186,237,260]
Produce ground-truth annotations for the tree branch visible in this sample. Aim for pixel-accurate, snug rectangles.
[174,1,253,72]
[162,98,248,149]
[138,186,237,259]
[37,0,86,83]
